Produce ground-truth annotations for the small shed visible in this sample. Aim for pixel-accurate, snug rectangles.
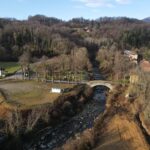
[51,87,63,93]
[0,68,5,77]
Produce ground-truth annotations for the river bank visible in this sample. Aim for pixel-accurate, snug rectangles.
[0,82,94,150]
[59,84,150,150]
[17,62,107,150]
[23,65,108,150]
[26,89,105,150]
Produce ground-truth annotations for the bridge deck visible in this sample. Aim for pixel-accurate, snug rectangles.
[46,79,115,90]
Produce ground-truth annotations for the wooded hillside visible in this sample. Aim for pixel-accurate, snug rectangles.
[0,15,150,61]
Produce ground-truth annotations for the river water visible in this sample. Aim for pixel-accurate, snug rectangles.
[26,67,107,150]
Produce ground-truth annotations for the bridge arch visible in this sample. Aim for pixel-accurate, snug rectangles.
[86,80,114,91]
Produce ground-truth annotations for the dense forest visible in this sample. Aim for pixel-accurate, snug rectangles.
[1,15,150,150]
[0,15,150,62]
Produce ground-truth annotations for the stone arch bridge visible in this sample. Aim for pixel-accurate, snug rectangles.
[47,80,115,91]
[86,80,115,91]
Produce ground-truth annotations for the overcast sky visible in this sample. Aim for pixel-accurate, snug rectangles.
[0,0,149,20]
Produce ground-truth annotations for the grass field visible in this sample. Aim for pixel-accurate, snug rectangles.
[0,80,74,108]
[0,62,20,75]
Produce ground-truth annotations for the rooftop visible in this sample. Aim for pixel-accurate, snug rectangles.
[140,60,150,72]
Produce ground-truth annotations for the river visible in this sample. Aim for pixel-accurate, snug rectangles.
[25,66,107,150]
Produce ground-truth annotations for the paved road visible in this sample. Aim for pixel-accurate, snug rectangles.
[5,70,23,80]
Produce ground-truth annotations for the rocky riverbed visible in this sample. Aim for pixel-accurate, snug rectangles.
[24,66,107,150]
[25,87,106,150]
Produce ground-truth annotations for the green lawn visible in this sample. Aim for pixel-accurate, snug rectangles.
[0,80,74,108]
[0,62,20,75]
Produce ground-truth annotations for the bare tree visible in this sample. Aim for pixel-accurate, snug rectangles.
[5,109,23,136]
[113,51,135,80]
[19,51,31,79]
[26,107,49,132]
[72,47,92,72]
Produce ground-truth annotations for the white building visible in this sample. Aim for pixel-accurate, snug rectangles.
[0,70,2,76]
[0,68,5,77]
[124,50,138,64]
[51,87,63,93]
[124,50,138,61]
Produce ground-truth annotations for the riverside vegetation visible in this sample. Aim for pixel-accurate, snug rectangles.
[0,83,93,150]
[0,15,150,150]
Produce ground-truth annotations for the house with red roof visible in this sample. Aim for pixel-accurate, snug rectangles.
[140,60,150,72]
